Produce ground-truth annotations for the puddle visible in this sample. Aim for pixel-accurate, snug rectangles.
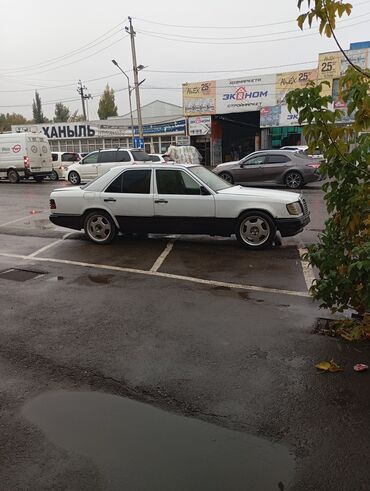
[74,274,114,285]
[22,391,294,490]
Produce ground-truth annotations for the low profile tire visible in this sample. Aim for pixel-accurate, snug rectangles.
[84,211,116,245]
[34,176,44,183]
[219,172,234,184]
[285,171,303,189]
[8,169,20,183]
[68,171,81,185]
[50,170,59,181]
[236,211,276,250]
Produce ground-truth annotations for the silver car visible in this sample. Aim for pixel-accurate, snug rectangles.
[213,150,322,189]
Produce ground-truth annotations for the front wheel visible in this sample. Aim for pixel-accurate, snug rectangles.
[236,211,276,250]
[50,170,59,181]
[68,171,81,185]
[219,172,234,184]
[285,171,303,189]
[8,169,20,183]
[84,211,116,244]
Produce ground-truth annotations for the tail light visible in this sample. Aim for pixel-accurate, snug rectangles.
[24,156,30,168]
[306,162,320,169]
[50,199,56,210]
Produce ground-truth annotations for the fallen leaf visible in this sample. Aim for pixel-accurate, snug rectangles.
[315,361,332,371]
[315,359,343,372]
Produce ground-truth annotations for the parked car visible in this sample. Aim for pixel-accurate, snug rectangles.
[213,150,322,189]
[280,145,324,161]
[65,148,152,185]
[0,132,53,183]
[50,152,80,181]
[49,163,310,249]
[148,154,174,163]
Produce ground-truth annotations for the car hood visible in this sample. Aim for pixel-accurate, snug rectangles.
[217,185,300,203]
[214,161,239,170]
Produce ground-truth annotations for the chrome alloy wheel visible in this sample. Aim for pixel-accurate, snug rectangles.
[285,172,302,189]
[239,215,270,246]
[86,214,112,242]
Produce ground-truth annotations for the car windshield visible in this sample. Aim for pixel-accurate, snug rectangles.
[131,151,151,161]
[190,166,233,192]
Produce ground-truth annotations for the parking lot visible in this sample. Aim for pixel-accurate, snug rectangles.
[1,179,369,490]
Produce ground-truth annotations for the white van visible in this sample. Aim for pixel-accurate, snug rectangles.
[0,132,53,183]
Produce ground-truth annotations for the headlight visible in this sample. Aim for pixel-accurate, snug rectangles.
[286,201,302,215]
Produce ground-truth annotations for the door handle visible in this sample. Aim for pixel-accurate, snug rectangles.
[104,198,116,202]
[155,199,168,204]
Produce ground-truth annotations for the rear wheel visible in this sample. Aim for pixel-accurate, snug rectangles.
[236,211,276,250]
[84,211,116,244]
[68,171,81,185]
[34,176,44,183]
[219,172,234,184]
[285,171,303,189]
[50,170,59,181]
[8,169,20,183]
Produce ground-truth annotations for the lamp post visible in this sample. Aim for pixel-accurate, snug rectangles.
[111,59,135,146]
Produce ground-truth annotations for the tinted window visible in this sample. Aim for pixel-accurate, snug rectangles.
[243,155,266,165]
[81,152,98,164]
[105,174,122,193]
[117,150,131,162]
[52,153,58,161]
[99,151,117,163]
[267,155,290,163]
[156,170,201,195]
[131,150,151,161]
[62,153,79,162]
[122,170,151,194]
[149,155,161,162]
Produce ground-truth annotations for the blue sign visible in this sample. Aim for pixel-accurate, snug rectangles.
[133,137,145,149]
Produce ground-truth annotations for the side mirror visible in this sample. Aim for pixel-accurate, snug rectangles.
[200,186,210,196]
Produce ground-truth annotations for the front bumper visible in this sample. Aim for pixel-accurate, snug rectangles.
[49,213,82,230]
[275,214,310,237]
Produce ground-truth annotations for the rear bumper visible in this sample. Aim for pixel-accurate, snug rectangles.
[49,213,82,230]
[275,214,310,237]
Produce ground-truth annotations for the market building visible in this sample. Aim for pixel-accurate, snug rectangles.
[12,100,187,155]
[183,42,370,165]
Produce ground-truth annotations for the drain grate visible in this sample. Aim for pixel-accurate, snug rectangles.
[0,268,46,282]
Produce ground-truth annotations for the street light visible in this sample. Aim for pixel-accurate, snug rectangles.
[111,59,135,146]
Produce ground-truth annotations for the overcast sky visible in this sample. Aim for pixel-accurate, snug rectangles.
[0,0,369,121]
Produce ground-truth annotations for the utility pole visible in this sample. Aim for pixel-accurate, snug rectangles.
[126,17,144,140]
[77,80,92,121]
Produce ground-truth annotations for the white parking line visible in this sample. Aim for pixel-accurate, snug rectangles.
[150,239,176,272]
[27,232,74,258]
[0,215,33,227]
[0,251,310,298]
[298,247,316,292]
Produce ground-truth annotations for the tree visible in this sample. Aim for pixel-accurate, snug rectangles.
[97,84,118,119]
[54,102,70,123]
[0,112,29,132]
[32,91,46,123]
[69,110,85,122]
[286,1,370,316]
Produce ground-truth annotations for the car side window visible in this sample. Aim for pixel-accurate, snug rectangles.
[156,170,201,195]
[117,150,131,162]
[98,151,117,163]
[81,152,98,164]
[243,155,266,165]
[122,170,151,194]
[266,155,290,163]
[149,155,161,162]
[105,174,123,193]
[52,153,58,162]
[62,153,79,162]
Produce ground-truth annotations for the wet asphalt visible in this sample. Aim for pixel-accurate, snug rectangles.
[0,179,369,490]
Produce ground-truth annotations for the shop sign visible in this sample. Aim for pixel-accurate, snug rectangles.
[176,135,191,146]
[188,115,212,136]
[260,105,300,128]
[276,69,317,104]
[216,74,277,114]
[183,81,216,116]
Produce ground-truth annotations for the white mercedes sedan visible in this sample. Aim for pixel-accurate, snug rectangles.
[49,164,310,249]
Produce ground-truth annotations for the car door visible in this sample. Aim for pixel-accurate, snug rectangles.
[232,154,267,185]
[100,168,153,233]
[153,168,215,234]
[97,150,118,177]
[262,154,292,183]
[78,151,99,179]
